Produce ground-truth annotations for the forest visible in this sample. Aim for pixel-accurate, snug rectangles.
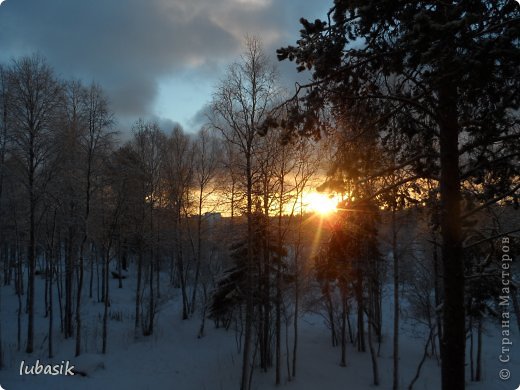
[0,1,519,390]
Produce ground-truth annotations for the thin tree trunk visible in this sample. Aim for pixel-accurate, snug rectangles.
[292,245,299,378]
[357,273,365,352]
[0,261,2,370]
[432,232,443,359]
[475,317,482,381]
[368,314,380,386]
[155,238,160,299]
[75,239,86,356]
[469,319,474,381]
[118,245,123,289]
[17,256,22,351]
[176,207,189,320]
[409,326,435,390]
[48,250,54,358]
[97,250,101,302]
[275,256,281,384]
[325,287,337,347]
[102,247,110,354]
[44,252,49,318]
[147,249,155,335]
[56,241,64,334]
[89,251,94,298]
[340,294,347,367]
[65,227,74,339]
[275,187,284,384]
[240,151,253,390]
[135,249,143,338]
[197,283,208,338]
[190,190,204,314]
[392,207,400,390]
[26,176,36,353]
[285,311,291,381]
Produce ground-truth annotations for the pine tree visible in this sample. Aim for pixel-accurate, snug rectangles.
[276,2,520,388]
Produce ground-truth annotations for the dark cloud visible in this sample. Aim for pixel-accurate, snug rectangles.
[189,103,213,127]
[155,117,183,134]
[0,0,329,131]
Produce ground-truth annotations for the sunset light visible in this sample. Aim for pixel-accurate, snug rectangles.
[303,191,340,215]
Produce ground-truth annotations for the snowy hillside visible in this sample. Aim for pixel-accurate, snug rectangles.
[1,267,517,390]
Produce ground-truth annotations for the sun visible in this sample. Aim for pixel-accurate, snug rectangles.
[304,192,339,215]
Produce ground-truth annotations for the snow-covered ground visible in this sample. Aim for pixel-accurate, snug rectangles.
[0,269,518,390]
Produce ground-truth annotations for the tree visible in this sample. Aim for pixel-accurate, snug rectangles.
[162,125,193,320]
[0,64,7,369]
[109,144,146,338]
[210,36,279,390]
[190,127,220,315]
[288,139,320,379]
[131,119,166,334]
[74,81,114,356]
[276,2,520,388]
[5,54,63,353]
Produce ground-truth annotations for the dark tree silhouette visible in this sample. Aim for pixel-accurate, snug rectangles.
[276,2,520,388]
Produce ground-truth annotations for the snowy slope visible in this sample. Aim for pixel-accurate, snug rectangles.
[0,270,518,390]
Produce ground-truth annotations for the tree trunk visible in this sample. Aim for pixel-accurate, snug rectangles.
[438,82,465,390]
[432,231,443,359]
[240,151,253,390]
[469,318,474,381]
[292,203,303,378]
[475,317,482,381]
[275,251,281,384]
[147,249,155,335]
[102,247,110,354]
[340,294,347,367]
[65,227,74,339]
[48,249,54,358]
[17,255,22,351]
[56,242,64,334]
[0,250,3,368]
[408,327,434,390]
[392,207,400,390]
[26,171,36,353]
[135,249,143,338]
[368,312,379,386]
[89,250,94,298]
[190,191,204,314]
[292,252,299,378]
[176,207,189,320]
[75,242,85,356]
[357,272,365,352]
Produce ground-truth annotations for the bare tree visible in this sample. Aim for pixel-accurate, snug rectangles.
[162,125,194,320]
[131,119,166,335]
[210,37,279,390]
[287,138,319,379]
[0,65,7,370]
[5,54,63,353]
[75,82,114,356]
[190,127,220,315]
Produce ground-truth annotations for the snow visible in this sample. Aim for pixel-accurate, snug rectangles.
[0,268,518,390]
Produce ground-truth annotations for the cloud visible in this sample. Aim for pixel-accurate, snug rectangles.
[189,103,213,128]
[0,0,237,115]
[0,0,329,130]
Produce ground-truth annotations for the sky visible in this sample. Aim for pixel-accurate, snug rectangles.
[0,0,329,136]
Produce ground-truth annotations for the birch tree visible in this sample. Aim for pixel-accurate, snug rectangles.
[5,54,63,353]
[210,37,279,390]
